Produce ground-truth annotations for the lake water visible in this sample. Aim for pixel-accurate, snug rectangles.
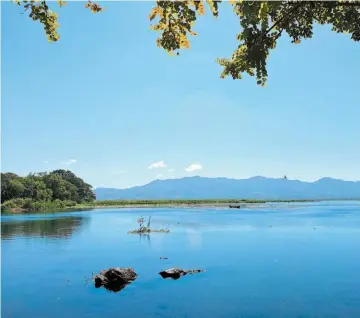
[2,202,360,318]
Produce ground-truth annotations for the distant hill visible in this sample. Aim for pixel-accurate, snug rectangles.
[95,176,360,200]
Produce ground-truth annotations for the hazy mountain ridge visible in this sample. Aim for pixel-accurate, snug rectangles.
[95,176,360,200]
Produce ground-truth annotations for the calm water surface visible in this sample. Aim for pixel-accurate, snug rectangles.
[2,202,360,318]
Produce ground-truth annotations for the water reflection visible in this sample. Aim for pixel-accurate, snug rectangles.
[139,233,151,246]
[99,281,130,293]
[1,216,89,240]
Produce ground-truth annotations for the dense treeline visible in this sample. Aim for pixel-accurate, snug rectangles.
[1,170,95,211]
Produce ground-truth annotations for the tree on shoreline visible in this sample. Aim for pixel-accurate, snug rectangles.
[1,170,95,204]
[12,0,360,85]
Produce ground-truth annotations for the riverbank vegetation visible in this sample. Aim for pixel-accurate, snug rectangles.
[1,170,95,212]
[81,198,315,208]
[2,197,318,214]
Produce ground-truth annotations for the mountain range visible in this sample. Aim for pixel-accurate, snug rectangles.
[94,176,360,200]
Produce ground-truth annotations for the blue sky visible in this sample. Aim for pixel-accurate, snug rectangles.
[2,1,360,189]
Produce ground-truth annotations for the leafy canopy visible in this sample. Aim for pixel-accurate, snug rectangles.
[14,0,360,85]
[1,170,95,203]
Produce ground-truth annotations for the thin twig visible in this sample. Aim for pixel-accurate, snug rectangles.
[264,1,305,37]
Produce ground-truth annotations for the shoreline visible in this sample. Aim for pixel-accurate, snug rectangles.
[84,203,268,209]
[4,202,298,213]
[4,199,359,214]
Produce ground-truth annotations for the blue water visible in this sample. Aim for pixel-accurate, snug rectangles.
[2,202,360,318]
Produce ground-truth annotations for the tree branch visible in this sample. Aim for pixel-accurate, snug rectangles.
[264,1,306,37]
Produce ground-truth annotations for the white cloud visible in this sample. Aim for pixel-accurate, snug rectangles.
[156,174,164,179]
[168,168,175,172]
[60,159,77,165]
[148,160,167,169]
[185,163,203,172]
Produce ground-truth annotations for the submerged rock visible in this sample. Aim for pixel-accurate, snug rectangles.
[159,268,187,279]
[159,267,205,280]
[94,267,137,292]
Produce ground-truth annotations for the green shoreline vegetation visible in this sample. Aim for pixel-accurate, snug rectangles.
[3,197,358,214]
[3,198,317,214]
[1,170,95,213]
[80,198,316,208]
[2,197,317,215]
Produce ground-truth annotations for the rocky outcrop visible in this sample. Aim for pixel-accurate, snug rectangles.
[159,267,205,280]
[94,267,137,292]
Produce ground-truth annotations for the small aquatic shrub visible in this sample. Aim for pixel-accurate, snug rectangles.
[128,216,170,234]
[128,228,170,234]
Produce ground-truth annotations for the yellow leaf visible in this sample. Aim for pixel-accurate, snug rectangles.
[181,37,190,49]
[196,1,205,15]
[149,7,159,21]
[57,0,66,7]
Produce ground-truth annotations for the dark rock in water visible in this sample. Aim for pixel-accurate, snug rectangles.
[159,267,205,280]
[160,257,168,260]
[159,268,187,280]
[94,267,137,292]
